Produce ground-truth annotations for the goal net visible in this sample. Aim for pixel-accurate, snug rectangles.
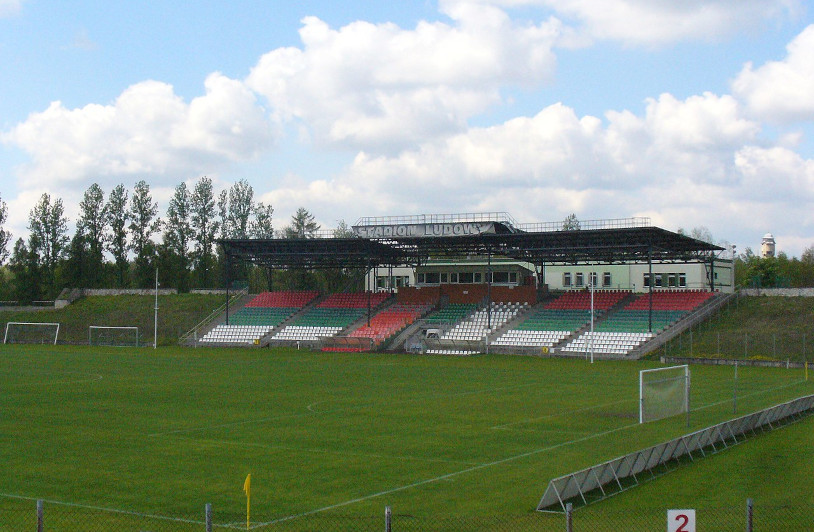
[4,322,60,345]
[639,365,690,424]
[89,326,139,347]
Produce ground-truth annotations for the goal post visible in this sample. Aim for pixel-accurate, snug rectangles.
[3,322,60,345]
[639,364,690,424]
[89,326,140,347]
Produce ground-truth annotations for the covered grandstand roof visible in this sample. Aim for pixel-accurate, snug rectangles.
[220,216,724,270]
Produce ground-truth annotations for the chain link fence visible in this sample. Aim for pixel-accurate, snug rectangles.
[663,328,810,364]
[2,499,812,531]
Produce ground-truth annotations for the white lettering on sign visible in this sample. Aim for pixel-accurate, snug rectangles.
[353,222,494,238]
[667,509,695,532]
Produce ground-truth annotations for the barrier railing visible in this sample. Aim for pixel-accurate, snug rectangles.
[536,394,814,512]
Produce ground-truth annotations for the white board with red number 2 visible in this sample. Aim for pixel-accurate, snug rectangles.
[667,509,696,532]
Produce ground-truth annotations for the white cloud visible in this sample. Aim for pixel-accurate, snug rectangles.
[260,90,810,253]
[605,92,760,186]
[463,0,801,45]
[734,145,814,202]
[0,0,23,18]
[733,24,814,123]
[247,7,563,152]
[2,73,273,193]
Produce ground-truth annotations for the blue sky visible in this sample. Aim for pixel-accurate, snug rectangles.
[1,0,813,256]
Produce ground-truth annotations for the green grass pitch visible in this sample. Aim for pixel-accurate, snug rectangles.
[1,345,811,530]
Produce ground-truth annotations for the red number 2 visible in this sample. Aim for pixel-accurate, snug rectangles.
[674,514,690,532]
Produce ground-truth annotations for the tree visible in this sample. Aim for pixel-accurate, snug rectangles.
[191,176,219,288]
[163,182,193,291]
[63,231,89,289]
[562,213,580,231]
[0,193,10,265]
[28,193,69,297]
[801,245,814,287]
[317,219,361,291]
[217,189,229,239]
[219,179,255,239]
[106,184,130,287]
[690,226,713,244]
[8,238,40,302]
[333,219,355,238]
[250,202,274,239]
[76,183,107,286]
[284,207,320,239]
[129,180,161,287]
[281,208,320,289]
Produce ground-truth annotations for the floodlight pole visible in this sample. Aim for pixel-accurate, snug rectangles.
[154,268,159,349]
[589,280,595,364]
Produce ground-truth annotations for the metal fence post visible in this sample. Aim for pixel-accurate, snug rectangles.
[746,498,753,532]
[37,500,44,532]
[385,505,392,532]
[565,502,573,532]
[205,503,213,532]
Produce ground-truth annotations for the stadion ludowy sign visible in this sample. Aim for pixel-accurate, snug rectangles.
[353,222,497,238]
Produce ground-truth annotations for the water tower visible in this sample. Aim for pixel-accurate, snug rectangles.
[760,233,776,258]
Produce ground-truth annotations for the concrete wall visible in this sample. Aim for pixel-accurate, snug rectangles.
[189,289,231,295]
[79,288,179,296]
[740,288,814,297]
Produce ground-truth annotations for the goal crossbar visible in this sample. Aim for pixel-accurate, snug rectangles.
[639,364,690,424]
[4,322,60,345]
[89,326,139,347]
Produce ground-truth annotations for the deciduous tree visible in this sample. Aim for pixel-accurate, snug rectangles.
[106,184,130,287]
[28,193,69,296]
[0,193,10,265]
[129,180,161,287]
[191,176,219,287]
[77,183,107,286]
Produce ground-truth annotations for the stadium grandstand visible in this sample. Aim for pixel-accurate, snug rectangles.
[198,213,729,357]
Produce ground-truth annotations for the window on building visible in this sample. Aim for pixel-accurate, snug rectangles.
[643,273,650,288]
[603,272,612,287]
[655,274,663,287]
[509,272,517,284]
[417,273,425,284]
[575,272,584,287]
[440,273,448,283]
[459,272,473,283]
[679,273,686,287]
[450,272,458,283]
[492,271,509,283]
[425,272,440,284]
[563,272,572,287]
[668,273,677,288]
[474,272,482,283]
[589,272,598,287]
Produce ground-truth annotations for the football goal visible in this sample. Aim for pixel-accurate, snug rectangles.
[3,322,60,345]
[89,326,140,347]
[639,364,690,424]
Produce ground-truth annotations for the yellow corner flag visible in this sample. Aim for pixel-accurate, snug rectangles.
[243,473,251,529]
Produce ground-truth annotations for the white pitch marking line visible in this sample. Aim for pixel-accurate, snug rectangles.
[264,420,641,526]
[265,380,811,525]
[0,492,205,527]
